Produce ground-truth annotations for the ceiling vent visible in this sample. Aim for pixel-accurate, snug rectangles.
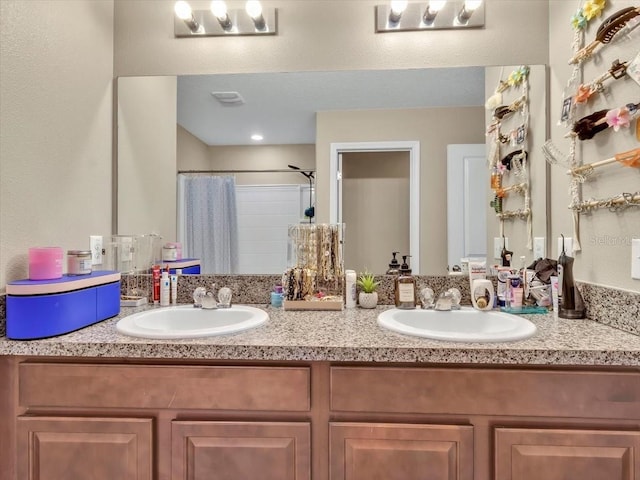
[211,91,245,106]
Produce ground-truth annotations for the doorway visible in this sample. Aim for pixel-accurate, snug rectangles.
[330,141,420,274]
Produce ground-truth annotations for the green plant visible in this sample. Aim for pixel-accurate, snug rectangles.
[357,271,379,293]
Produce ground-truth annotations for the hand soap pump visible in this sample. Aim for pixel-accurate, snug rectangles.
[386,251,401,275]
[395,255,416,309]
[558,234,585,319]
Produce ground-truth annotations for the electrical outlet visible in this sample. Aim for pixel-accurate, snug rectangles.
[494,237,509,260]
[533,237,546,259]
[557,236,573,257]
[90,235,103,265]
[632,239,640,280]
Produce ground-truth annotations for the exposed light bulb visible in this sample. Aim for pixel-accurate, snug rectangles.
[251,134,264,141]
[464,0,482,11]
[210,0,228,19]
[174,1,193,20]
[429,0,447,12]
[390,0,408,15]
[245,0,263,19]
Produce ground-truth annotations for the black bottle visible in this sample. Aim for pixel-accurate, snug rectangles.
[558,235,585,319]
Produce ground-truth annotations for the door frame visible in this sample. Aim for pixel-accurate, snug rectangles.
[329,141,420,273]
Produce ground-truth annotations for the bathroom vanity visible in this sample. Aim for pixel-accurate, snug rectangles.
[1,306,639,480]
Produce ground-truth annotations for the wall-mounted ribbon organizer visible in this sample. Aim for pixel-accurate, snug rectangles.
[543,3,640,251]
[6,271,121,340]
[486,65,533,250]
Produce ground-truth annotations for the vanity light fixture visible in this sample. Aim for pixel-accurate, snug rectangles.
[375,0,484,32]
[174,0,277,37]
[245,1,266,31]
[389,0,408,25]
[456,0,482,25]
[423,0,446,25]
[211,1,233,31]
[174,0,202,33]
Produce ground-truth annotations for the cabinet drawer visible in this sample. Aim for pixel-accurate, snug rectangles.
[330,366,640,419]
[20,363,310,411]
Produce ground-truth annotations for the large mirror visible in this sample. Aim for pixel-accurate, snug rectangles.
[117,66,547,275]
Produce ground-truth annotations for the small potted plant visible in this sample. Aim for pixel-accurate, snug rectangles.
[357,271,379,309]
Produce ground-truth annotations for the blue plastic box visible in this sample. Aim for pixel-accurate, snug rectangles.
[164,258,201,274]
[6,271,121,340]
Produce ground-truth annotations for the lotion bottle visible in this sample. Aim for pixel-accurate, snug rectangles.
[395,255,416,309]
[160,271,170,306]
[345,270,357,309]
[170,273,178,305]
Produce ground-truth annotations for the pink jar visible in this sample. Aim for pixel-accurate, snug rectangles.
[28,247,63,280]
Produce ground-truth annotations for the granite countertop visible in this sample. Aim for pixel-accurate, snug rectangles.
[1,304,640,366]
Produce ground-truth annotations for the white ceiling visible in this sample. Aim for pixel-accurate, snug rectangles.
[177,67,486,146]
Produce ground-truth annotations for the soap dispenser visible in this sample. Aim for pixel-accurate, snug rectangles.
[395,255,417,309]
[386,251,401,275]
[557,234,585,319]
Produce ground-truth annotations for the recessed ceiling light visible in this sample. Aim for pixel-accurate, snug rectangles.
[251,134,264,141]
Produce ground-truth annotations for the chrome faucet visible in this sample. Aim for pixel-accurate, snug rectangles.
[434,291,453,311]
[193,284,217,309]
[433,288,462,311]
[193,284,232,309]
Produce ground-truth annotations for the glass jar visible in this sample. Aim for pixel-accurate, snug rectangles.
[67,250,92,275]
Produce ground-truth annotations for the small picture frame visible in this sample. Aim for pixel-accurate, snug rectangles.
[560,96,573,122]
[516,125,526,144]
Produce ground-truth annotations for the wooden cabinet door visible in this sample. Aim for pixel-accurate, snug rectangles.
[495,427,640,480]
[171,421,310,480]
[17,416,153,480]
[330,422,474,480]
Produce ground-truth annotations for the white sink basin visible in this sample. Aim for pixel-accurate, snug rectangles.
[116,305,268,339]
[377,307,537,343]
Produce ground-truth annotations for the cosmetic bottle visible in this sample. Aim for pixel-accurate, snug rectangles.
[170,273,178,305]
[152,265,161,305]
[345,270,357,309]
[270,285,284,308]
[160,271,170,306]
[395,255,416,309]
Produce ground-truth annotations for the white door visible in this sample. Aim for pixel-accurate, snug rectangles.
[447,144,487,269]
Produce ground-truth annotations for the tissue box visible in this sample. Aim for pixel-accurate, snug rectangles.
[6,270,121,340]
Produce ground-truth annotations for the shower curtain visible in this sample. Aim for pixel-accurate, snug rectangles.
[177,174,239,274]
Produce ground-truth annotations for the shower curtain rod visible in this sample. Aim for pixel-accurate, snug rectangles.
[178,169,316,174]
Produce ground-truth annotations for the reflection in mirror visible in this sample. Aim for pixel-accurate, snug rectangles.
[117,67,510,274]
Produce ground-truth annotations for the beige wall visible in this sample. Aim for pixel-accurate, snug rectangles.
[177,137,315,186]
[114,0,549,77]
[0,0,114,288]
[117,76,177,241]
[317,107,486,275]
[207,144,315,185]
[485,64,550,267]
[177,124,209,171]
[549,0,639,291]
[342,151,410,274]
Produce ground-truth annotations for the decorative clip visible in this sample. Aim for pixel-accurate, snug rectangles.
[569,7,640,64]
[574,59,629,104]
